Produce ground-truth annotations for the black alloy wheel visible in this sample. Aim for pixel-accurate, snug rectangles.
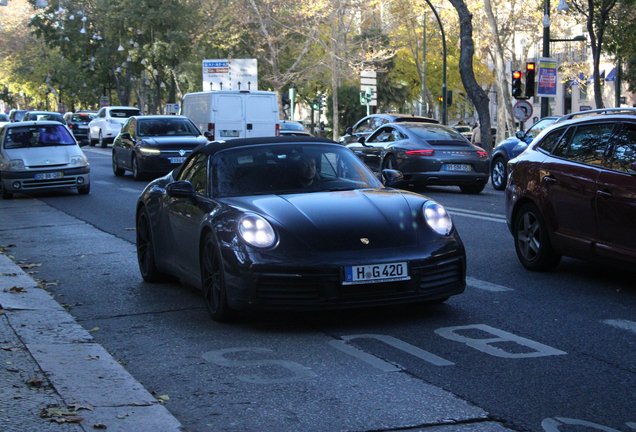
[513,202,562,271]
[382,154,397,171]
[112,152,125,176]
[89,135,96,146]
[98,131,107,148]
[201,232,234,322]
[491,157,507,191]
[136,207,163,282]
[460,183,486,194]
[131,155,143,181]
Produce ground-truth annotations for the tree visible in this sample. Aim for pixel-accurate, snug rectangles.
[447,0,493,153]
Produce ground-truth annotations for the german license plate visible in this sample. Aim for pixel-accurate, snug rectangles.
[169,157,186,164]
[220,130,240,137]
[444,164,471,172]
[343,262,409,285]
[35,172,63,180]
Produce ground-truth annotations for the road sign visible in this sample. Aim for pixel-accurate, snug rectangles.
[202,59,257,91]
[513,100,533,121]
[165,103,179,114]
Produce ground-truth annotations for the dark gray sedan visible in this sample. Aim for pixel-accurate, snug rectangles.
[346,122,490,194]
[112,115,207,180]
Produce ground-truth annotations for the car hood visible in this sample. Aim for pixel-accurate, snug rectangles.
[495,136,522,149]
[222,189,423,251]
[141,136,206,147]
[5,146,80,167]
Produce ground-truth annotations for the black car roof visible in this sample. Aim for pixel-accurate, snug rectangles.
[196,136,337,157]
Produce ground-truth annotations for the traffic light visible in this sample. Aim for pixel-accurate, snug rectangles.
[312,99,318,110]
[360,91,367,104]
[525,62,536,98]
[446,90,453,106]
[512,70,523,98]
[318,94,326,109]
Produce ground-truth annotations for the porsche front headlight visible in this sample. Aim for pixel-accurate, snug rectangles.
[423,201,453,235]
[238,215,276,248]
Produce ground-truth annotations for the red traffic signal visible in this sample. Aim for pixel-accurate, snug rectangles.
[512,70,523,98]
[512,71,523,80]
[525,63,536,98]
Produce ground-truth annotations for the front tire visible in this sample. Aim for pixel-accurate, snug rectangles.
[1,184,13,200]
[131,155,143,181]
[513,202,561,271]
[201,232,234,322]
[136,207,163,282]
[112,152,125,176]
[491,157,507,191]
[460,183,486,194]
[98,131,107,148]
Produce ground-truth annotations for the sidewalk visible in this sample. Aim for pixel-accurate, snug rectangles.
[0,252,185,432]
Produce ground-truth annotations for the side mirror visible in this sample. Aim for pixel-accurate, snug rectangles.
[381,169,404,187]
[78,139,89,147]
[204,131,214,140]
[166,181,196,198]
[357,136,367,145]
[515,131,525,139]
[345,127,353,135]
[120,132,132,141]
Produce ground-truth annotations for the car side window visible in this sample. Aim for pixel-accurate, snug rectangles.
[538,128,569,154]
[368,117,384,131]
[179,154,208,196]
[353,119,369,134]
[560,123,614,166]
[607,122,636,173]
[367,127,390,143]
[526,118,557,139]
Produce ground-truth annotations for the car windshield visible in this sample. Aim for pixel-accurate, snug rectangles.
[405,124,468,142]
[0,114,8,121]
[3,125,75,149]
[213,144,382,197]
[110,109,141,118]
[280,122,306,131]
[13,111,27,121]
[137,118,200,136]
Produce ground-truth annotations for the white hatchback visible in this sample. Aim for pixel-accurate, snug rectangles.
[88,106,141,148]
[0,121,90,199]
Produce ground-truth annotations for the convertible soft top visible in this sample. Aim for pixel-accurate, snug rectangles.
[198,136,337,157]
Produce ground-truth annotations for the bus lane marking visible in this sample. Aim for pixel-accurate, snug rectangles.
[602,319,636,334]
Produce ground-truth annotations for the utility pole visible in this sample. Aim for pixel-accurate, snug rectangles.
[421,10,427,117]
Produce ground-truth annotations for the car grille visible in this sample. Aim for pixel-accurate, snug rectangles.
[256,274,324,301]
[21,177,80,189]
[416,258,464,291]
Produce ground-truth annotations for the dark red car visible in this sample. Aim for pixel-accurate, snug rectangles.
[505,110,636,271]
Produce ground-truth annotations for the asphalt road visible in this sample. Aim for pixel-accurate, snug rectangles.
[4,146,636,432]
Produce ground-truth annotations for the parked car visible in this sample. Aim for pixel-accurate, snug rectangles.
[136,136,466,322]
[88,106,142,148]
[112,115,206,180]
[63,112,95,145]
[181,90,279,141]
[505,109,636,272]
[346,122,490,194]
[490,117,560,190]
[0,121,90,199]
[338,114,439,145]
[279,120,312,137]
[0,114,9,127]
[22,111,66,125]
[453,125,472,142]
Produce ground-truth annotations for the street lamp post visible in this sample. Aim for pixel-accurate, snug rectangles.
[541,0,551,118]
[423,0,447,125]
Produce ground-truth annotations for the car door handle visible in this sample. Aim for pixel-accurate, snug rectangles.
[544,175,557,184]
[597,189,612,198]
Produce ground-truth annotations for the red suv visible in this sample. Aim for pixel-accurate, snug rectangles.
[505,109,636,271]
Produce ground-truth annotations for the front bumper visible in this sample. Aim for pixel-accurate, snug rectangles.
[138,150,193,174]
[404,171,489,186]
[221,243,466,311]
[1,166,90,193]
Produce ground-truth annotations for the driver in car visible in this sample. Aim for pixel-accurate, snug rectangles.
[296,154,320,188]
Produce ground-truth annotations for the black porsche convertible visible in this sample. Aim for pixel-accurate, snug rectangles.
[136,136,466,322]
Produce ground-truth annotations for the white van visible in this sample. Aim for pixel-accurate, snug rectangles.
[181,90,279,141]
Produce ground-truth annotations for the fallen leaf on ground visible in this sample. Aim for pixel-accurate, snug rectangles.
[85,355,100,360]
[156,394,170,402]
[41,407,78,418]
[1,346,22,352]
[0,273,17,276]
[125,228,136,231]
[26,377,47,387]
[50,416,84,424]
[93,423,107,429]
[4,287,26,293]
[88,327,99,332]
[68,403,94,411]
[20,263,42,269]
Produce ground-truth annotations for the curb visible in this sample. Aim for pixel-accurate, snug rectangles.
[0,252,185,431]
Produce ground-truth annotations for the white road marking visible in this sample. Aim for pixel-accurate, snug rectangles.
[120,187,141,193]
[466,277,514,292]
[93,180,113,185]
[447,207,507,224]
[602,319,636,334]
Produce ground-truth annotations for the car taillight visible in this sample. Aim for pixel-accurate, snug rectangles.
[477,150,489,158]
[405,149,434,156]
[275,123,280,137]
